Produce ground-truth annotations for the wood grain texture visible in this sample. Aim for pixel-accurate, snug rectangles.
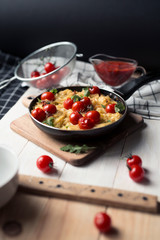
[100,207,160,240]
[0,192,159,240]
[0,192,103,240]
[18,175,158,213]
[10,112,144,166]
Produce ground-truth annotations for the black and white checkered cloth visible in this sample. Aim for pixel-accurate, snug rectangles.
[0,51,28,119]
[0,50,160,120]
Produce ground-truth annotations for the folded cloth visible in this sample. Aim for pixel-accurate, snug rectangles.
[60,61,160,120]
[126,80,160,119]
[0,51,28,119]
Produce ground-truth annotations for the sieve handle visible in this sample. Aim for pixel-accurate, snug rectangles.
[0,76,16,90]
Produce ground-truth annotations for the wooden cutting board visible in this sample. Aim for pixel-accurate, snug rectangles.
[10,112,144,166]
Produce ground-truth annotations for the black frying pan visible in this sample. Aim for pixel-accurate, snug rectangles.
[29,71,160,141]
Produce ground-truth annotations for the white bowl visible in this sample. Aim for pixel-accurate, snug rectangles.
[0,145,19,208]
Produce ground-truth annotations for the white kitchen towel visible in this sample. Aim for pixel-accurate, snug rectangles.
[60,61,160,120]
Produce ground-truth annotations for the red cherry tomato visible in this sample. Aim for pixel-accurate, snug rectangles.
[51,73,61,85]
[105,104,116,113]
[72,101,85,112]
[127,155,142,168]
[31,108,46,122]
[36,155,54,173]
[58,66,70,78]
[78,117,95,129]
[94,212,111,233]
[43,104,57,114]
[36,76,53,89]
[80,97,91,107]
[69,112,83,125]
[31,70,40,78]
[63,98,74,110]
[89,86,100,95]
[44,62,56,73]
[85,110,100,124]
[36,78,46,89]
[41,92,55,101]
[129,165,145,182]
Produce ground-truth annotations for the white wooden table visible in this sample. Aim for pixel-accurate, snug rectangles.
[0,86,160,240]
[1,86,160,198]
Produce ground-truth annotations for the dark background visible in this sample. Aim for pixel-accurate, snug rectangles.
[0,0,160,71]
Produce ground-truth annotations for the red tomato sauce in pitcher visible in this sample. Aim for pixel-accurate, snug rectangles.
[94,61,136,87]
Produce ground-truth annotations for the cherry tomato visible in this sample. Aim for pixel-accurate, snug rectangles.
[36,76,53,89]
[85,110,100,124]
[89,86,100,95]
[80,97,91,107]
[58,66,70,78]
[105,104,116,113]
[36,155,54,173]
[94,212,111,233]
[44,62,56,73]
[63,98,74,110]
[69,112,83,125]
[129,165,145,182]
[31,108,46,122]
[43,104,57,114]
[72,101,85,112]
[41,91,55,101]
[127,155,142,168]
[31,70,40,78]
[51,73,61,85]
[78,117,95,129]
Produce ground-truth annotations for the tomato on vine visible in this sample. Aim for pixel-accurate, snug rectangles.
[44,62,56,73]
[127,155,142,168]
[43,104,57,114]
[41,91,55,101]
[89,86,100,95]
[72,101,85,112]
[129,165,144,182]
[80,96,91,107]
[31,70,40,78]
[69,112,82,125]
[31,108,46,122]
[51,73,61,84]
[36,155,54,173]
[105,104,116,113]
[78,117,95,129]
[94,212,111,233]
[64,98,74,110]
[85,110,100,124]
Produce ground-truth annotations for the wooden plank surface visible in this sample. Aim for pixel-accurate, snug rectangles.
[0,191,160,240]
[1,86,160,240]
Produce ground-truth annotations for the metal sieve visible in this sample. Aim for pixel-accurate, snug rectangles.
[0,41,78,90]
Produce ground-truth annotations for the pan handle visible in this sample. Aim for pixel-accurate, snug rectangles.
[114,71,160,100]
[0,76,16,90]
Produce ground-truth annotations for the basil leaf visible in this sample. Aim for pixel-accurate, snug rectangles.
[43,117,54,126]
[50,88,58,94]
[60,144,96,154]
[101,104,106,109]
[115,102,125,112]
[71,94,81,102]
[83,87,90,97]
